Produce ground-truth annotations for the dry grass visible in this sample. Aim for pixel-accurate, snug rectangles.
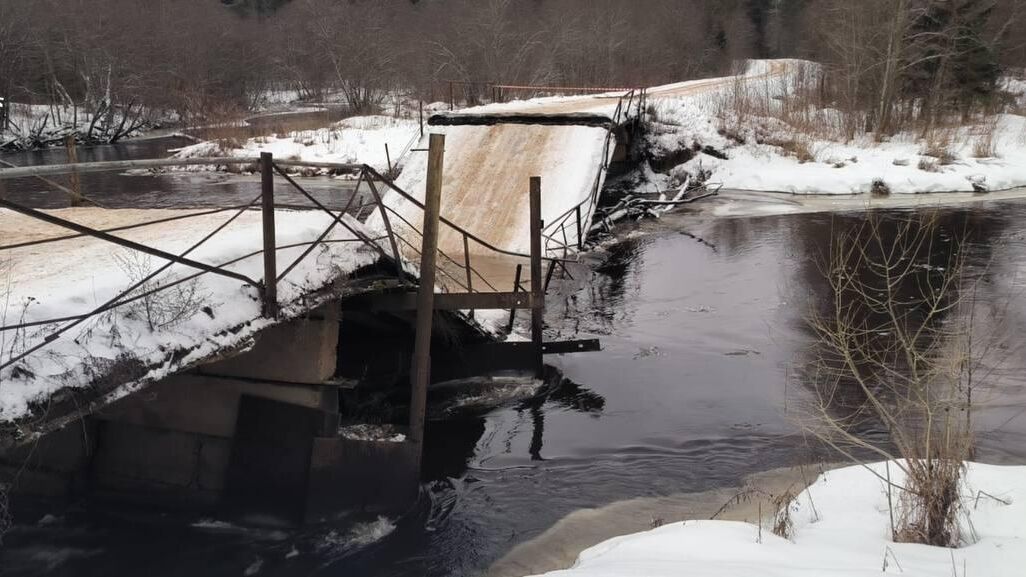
[895,459,967,546]
[715,63,1019,154]
[763,136,815,163]
[971,119,999,158]
[921,128,958,165]
[771,487,798,540]
[112,250,208,331]
[715,63,860,144]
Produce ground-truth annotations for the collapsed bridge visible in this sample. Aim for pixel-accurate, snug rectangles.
[0,86,645,522]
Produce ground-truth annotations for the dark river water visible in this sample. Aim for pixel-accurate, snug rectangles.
[0,137,360,210]
[1,142,1025,576]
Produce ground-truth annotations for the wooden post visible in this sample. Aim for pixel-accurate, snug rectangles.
[449,81,455,111]
[530,177,544,378]
[65,134,84,207]
[365,177,406,285]
[260,152,278,318]
[409,133,445,446]
[575,205,583,250]
[507,264,523,333]
[463,233,474,319]
[544,259,558,293]
[419,100,424,139]
[385,143,393,178]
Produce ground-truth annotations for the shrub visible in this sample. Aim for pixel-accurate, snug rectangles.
[799,212,978,547]
[112,251,209,331]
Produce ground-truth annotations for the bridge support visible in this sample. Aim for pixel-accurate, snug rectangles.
[530,176,545,378]
[0,304,420,522]
[409,133,445,447]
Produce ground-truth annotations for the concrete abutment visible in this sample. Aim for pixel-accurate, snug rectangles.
[0,302,421,524]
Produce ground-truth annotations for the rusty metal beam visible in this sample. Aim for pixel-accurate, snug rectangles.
[0,196,257,286]
[341,290,533,312]
[542,339,601,355]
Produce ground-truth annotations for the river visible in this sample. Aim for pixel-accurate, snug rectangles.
[0,136,361,210]
[1,142,1024,576]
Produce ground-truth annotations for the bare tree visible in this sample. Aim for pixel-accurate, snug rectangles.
[799,212,983,547]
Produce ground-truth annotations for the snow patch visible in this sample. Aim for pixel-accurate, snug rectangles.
[172,115,420,174]
[530,461,1026,577]
[645,60,1026,195]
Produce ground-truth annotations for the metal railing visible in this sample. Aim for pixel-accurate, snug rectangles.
[441,79,640,111]
[0,154,548,373]
[540,87,647,258]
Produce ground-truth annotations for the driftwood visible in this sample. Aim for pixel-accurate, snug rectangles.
[636,191,719,206]
[1,103,151,152]
[589,178,720,234]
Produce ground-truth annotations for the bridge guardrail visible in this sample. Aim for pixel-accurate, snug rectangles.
[0,155,553,374]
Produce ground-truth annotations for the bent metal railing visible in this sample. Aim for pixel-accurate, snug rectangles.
[539,87,647,259]
[0,154,551,374]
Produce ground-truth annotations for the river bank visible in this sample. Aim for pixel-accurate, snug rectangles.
[518,462,1026,577]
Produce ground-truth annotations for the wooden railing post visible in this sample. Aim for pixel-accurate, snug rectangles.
[463,233,474,319]
[65,134,84,207]
[575,205,583,250]
[530,176,544,378]
[507,263,523,333]
[260,152,278,318]
[410,133,445,446]
[449,81,455,111]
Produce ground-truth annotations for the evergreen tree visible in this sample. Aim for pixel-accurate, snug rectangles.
[905,0,1000,108]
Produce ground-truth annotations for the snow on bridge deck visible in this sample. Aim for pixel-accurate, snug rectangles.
[0,207,380,424]
[375,62,788,267]
[372,90,639,296]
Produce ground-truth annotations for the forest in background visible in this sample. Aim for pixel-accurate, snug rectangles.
[0,0,1023,130]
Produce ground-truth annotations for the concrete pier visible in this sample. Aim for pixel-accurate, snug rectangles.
[0,303,420,523]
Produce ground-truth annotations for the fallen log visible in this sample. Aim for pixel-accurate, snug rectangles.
[638,191,719,206]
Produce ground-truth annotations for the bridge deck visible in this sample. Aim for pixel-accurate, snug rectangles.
[0,207,380,423]
[369,91,641,301]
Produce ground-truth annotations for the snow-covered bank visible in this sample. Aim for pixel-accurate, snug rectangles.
[171,115,420,174]
[489,464,836,577]
[644,60,1026,195]
[529,461,1026,577]
[0,208,380,425]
